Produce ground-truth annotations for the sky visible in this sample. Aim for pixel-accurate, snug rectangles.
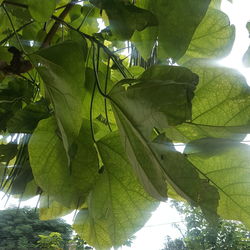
[1,0,250,250]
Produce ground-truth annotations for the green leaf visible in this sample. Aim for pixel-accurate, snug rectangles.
[131,26,158,59]
[186,140,250,228]
[165,123,250,143]
[0,143,17,162]
[150,0,211,59]
[180,9,235,62]
[29,117,99,208]
[28,0,56,22]
[109,65,198,200]
[110,65,198,138]
[39,194,73,220]
[0,46,12,64]
[91,0,157,40]
[7,99,50,133]
[29,41,87,166]
[151,134,219,224]
[73,132,158,249]
[184,59,250,126]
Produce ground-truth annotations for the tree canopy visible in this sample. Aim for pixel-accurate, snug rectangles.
[0,207,72,249]
[162,201,250,250]
[0,0,249,249]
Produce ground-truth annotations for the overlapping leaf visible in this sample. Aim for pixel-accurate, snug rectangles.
[186,138,250,228]
[180,8,235,62]
[146,0,210,59]
[108,65,200,200]
[165,59,250,143]
[90,0,157,40]
[29,117,99,208]
[39,193,73,220]
[30,41,87,165]
[73,132,158,249]
[28,0,56,22]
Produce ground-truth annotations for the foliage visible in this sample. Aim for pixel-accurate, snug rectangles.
[162,202,250,250]
[69,235,93,250]
[37,232,63,249]
[0,207,72,249]
[0,0,249,249]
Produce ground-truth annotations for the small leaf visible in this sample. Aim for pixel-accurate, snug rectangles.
[28,0,56,22]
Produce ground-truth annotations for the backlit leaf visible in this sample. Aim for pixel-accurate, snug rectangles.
[180,9,235,62]
[184,59,250,126]
[30,41,87,165]
[186,140,250,228]
[28,0,56,22]
[73,132,158,249]
[29,117,99,208]
[109,65,198,200]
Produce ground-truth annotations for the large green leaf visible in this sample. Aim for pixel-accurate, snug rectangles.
[184,59,250,126]
[109,65,198,200]
[73,132,158,249]
[186,139,250,228]
[30,41,87,165]
[150,0,210,59]
[180,9,235,62]
[151,134,219,223]
[28,0,56,22]
[29,117,99,208]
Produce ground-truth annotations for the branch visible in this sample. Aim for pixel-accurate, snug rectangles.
[41,1,75,48]
[3,0,130,77]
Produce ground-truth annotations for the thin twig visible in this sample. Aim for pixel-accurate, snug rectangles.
[2,4,26,54]
[104,58,112,132]
[0,20,34,45]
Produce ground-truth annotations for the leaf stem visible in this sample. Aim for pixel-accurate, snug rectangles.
[2,4,26,54]
[104,57,112,131]
[0,20,34,45]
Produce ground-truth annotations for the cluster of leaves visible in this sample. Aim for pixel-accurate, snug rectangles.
[37,232,63,249]
[162,201,250,250]
[0,207,72,249]
[0,0,249,249]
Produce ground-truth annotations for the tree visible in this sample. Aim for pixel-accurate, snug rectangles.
[162,202,250,250]
[0,0,250,249]
[0,207,72,249]
[37,232,63,249]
